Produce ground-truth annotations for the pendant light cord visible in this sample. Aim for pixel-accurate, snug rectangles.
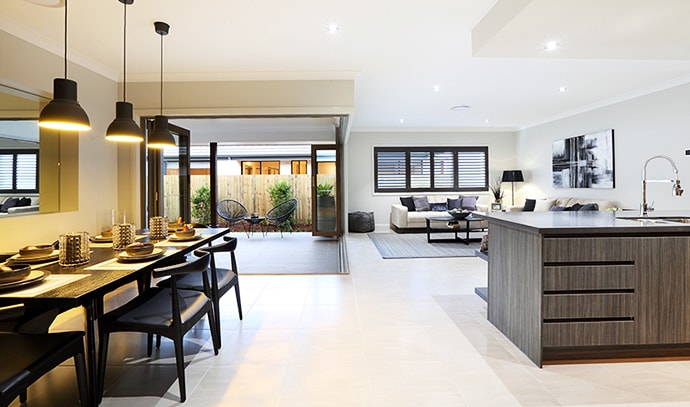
[123,1,127,102]
[159,31,164,116]
[63,0,68,79]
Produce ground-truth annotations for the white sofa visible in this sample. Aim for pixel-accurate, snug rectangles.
[507,197,616,212]
[390,194,489,232]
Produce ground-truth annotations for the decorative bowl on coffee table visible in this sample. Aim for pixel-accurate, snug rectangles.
[447,209,471,220]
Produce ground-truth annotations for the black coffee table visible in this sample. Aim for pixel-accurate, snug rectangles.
[425,215,486,244]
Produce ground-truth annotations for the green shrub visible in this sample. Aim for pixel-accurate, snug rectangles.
[267,179,295,232]
[191,185,211,225]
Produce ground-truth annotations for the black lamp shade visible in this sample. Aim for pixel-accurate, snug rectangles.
[147,115,176,149]
[501,170,524,183]
[38,78,91,131]
[105,101,143,142]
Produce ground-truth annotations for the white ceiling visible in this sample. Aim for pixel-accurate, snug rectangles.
[2,0,690,139]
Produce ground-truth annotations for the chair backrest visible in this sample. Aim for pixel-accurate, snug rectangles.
[153,252,210,279]
[266,198,298,222]
[216,199,248,223]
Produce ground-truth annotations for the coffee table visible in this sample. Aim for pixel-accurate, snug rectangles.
[425,215,486,244]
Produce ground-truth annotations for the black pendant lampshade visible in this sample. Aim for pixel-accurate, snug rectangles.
[147,21,175,149]
[38,0,90,132]
[106,0,143,142]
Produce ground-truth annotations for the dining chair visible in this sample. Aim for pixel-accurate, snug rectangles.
[0,304,90,406]
[265,198,298,237]
[216,199,249,227]
[97,252,218,403]
[157,236,242,349]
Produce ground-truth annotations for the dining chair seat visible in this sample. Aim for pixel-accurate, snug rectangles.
[0,305,89,406]
[97,252,218,403]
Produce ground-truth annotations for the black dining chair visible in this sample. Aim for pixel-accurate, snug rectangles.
[217,199,249,227]
[157,236,242,349]
[0,304,90,407]
[265,198,298,237]
[97,252,219,403]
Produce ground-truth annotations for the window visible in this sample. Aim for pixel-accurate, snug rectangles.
[291,160,307,174]
[0,150,39,193]
[374,146,488,193]
[241,161,280,175]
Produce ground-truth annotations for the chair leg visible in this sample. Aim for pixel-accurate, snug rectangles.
[97,332,110,404]
[74,351,91,407]
[19,389,27,403]
[173,337,187,402]
[212,296,222,350]
[234,283,243,320]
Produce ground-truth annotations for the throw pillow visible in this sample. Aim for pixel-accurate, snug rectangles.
[460,196,479,210]
[412,196,431,211]
[523,199,536,212]
[534,198,557,212]
[0,197,19,213]
[429,202,448,212]
[549,205,567,211]
[16,197,31,207]
[567,203,583,211]
[578,203,599,211]
[447,198,463,210]
[399,196,415,212]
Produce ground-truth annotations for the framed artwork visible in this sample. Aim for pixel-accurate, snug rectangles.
[552,129,615,189]
[491,203,502,211]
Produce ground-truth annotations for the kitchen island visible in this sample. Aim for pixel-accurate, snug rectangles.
[477,210,690,367]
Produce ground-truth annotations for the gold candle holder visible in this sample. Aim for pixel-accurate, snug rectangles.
[59,232,90,266]
[112,223,136,251]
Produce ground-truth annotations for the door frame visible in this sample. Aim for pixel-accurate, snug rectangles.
[311,143,341,237]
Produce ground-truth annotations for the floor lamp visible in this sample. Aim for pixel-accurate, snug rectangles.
[502,170,524,206]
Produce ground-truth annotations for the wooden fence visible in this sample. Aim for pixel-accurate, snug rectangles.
[164,174,336,224]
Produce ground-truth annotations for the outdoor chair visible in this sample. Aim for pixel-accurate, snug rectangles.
[265,198,298,237]
[217,199,248,227]
[0,304,90,406]
[97,252,219,403]
[158,236,241,349]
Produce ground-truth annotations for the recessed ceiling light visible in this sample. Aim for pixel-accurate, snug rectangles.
[450,105,471,111]
[485,119,490,124]
[326,24,340,34]
[544,41,560,51]
[399,118,405,124]
[433,85,440,92]
[559,86,568,93]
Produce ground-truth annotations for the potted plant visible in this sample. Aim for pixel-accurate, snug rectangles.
[489,177,504,208]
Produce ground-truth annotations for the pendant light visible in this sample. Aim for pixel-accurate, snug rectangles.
[106,0,143,142]
[38,0,91,132]
[147,21,175,149]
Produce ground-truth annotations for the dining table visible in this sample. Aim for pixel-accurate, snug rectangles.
[0,227,230,406]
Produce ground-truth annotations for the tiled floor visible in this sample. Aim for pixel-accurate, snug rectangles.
[11,231,690,406]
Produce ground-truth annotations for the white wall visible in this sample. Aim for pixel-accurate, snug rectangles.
[345,130,517,229]
[517,83,690,211]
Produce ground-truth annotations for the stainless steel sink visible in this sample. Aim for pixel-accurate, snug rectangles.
[622,217,690,225]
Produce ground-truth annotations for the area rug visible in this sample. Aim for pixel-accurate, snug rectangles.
[368,232,481,259]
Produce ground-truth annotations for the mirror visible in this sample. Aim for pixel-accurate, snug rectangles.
[0,83,78,216]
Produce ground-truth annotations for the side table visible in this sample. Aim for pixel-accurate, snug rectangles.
[243,216,265,238]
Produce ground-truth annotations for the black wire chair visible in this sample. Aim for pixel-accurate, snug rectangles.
[265,198,298,237]
[216,199,248,227]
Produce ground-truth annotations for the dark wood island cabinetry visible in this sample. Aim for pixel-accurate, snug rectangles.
[479,211,690,367]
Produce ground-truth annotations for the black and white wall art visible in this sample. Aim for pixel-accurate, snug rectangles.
[552,129,615,189]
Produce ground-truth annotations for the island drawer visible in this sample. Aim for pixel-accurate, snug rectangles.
[543,320,636,346]
[543,293,634,319]
[543,237,635,263]
[543,265,634,291]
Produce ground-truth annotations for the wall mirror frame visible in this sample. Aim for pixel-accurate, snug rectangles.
[0,82,78,216]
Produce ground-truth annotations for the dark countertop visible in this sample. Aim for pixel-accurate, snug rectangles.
[475,210,690,235]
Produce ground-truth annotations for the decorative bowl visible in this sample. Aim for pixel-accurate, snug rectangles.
[125,242,154,256]
[101,229,113,238]
[0,263,31,283]
[18,244,54,258]
[447,209,471,220]
[175,228,195,238]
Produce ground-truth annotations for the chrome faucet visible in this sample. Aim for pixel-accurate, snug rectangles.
[641,155,683,216]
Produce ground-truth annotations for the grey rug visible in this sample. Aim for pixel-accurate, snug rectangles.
[368,232,481,259]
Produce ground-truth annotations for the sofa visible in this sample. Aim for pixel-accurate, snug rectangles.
[0,195,39,216]
[390,194,489,232]
[507,197,617,212]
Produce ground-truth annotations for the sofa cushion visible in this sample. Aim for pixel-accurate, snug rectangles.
[0,197,19,213]
[578,203,599,211]
[447,198,463,210]
[429,202,448,212]
[460,195,479,210]
[399,196,415,212]
[413,196,431,211]
[523,199,536,212]
[534,198,557,212]
[16,197,31,207]
[550,205,567,211]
